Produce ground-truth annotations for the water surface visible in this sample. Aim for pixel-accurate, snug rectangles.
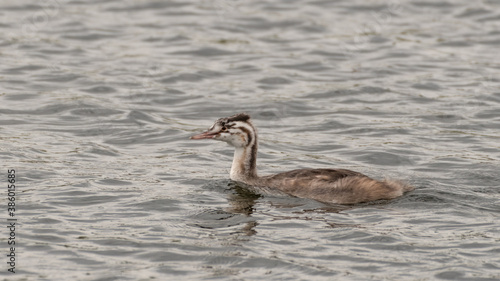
[0,0,499,280]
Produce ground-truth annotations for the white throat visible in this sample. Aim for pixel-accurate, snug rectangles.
[229,141,258,182]
[230,147,250,182]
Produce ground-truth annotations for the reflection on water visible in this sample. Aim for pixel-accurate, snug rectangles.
[1,0,500,280]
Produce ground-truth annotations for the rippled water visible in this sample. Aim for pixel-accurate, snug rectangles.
[1,0,500,280]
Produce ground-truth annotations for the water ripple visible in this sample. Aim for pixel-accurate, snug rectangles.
[1,0,499,280]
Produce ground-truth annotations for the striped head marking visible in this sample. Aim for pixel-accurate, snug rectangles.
[190,113,255,148]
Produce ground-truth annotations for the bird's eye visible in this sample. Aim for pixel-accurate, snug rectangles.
[221,126,227,131]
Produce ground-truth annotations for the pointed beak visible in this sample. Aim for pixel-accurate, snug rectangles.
[190,130,218,140]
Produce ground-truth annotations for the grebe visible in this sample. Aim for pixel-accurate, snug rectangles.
[190,113,413,204]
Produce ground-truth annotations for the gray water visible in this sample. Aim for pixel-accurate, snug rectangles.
[1,0,500,280]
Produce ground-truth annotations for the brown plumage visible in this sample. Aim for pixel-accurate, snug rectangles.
[190,113,414,204]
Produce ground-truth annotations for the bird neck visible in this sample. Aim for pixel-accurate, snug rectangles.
[230,141,258,182]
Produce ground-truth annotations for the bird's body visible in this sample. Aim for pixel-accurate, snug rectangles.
[190,113,413,204]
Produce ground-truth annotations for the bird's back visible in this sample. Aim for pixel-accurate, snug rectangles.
[256,168,413,204]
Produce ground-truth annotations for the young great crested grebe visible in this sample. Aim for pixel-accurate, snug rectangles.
[190,113,413,204]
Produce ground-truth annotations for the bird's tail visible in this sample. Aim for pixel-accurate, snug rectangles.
[383,179,415,194]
